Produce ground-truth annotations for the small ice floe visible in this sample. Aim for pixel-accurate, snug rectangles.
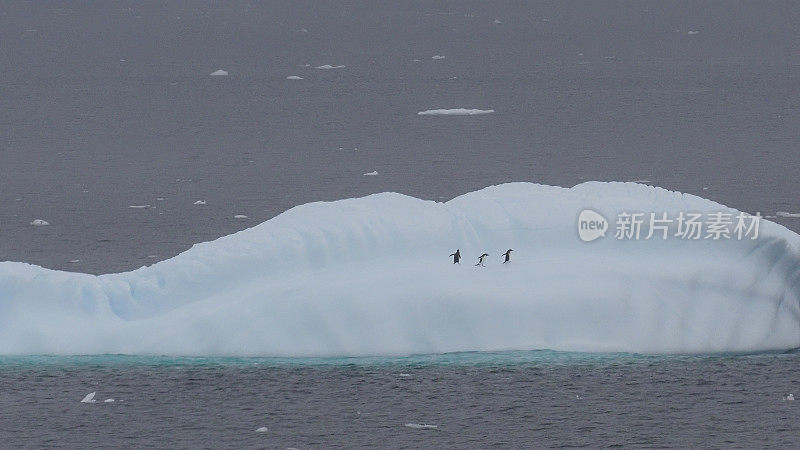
[30,219,49,226]
[104,398,115,403]
[210,69,229,76]
[493,19,502,24]
[81,392,97,403]
[147,255,158,258]
[156,197,165,201]
[575,394,583,400]
[398,373,412,378]
[298,28,308,33]
[404,423,438,430]
[255,426,269,433]
[234,214,248,219]
[702,187,709,190]
[412,59,421,62]
[301,64,311,67]
[315,64,345,69]
[15,198,21,201]
[783,393,794,401]
[431,55,445,60]
[69,259,81,263]
[193,200,207,205]
[286,75,303,80]
[776,211,800,218]
[418,108,494,116]
[128,204,151,209]
[363,171,379,176]
[687,30,699,35]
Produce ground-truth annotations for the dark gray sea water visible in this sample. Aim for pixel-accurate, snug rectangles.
[1,352,800,448]
[2,1,800,448]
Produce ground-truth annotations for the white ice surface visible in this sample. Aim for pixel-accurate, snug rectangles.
[2,182,800,356]
[418,109,494,116]
[210,69,228,76]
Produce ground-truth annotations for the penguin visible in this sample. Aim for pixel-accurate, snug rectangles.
[449,249,461,264]
[475,253,489,267]
[502,249,513,264]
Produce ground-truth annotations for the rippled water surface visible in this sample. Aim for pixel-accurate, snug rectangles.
[1,352,799,448]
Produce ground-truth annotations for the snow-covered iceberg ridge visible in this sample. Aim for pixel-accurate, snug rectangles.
[1,182,800,356]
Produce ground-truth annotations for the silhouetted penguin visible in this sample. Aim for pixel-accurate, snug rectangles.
[502,249,513,263]
[475,253,489,267]
[449,249,461,264]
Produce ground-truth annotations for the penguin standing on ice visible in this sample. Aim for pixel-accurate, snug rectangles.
[475,253,489,267]
[449,249,461,264]
[502,249,513,264]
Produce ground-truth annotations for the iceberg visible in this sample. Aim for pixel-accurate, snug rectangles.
[1,182,799,357]
[418,109,494,116]
[210,69,228,76]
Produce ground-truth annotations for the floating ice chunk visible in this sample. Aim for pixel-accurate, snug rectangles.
[784,394,795,401]
[431,55,445,60]
[298,28,308,33]
[210,69,228,76]
[315,64,345,69]
[398,373,411,378]
[687,30,699,35]
[418,108,494,116]
[575,394,583,399]
[129,205,151,209]
[412,59,421,62]
[405,423,438,429]
[255,426,269,432]
[363,171,379,176]
[30,219,49,226]
[286,75,303,80]
[81,392,97,403]
[3,181,800,357]
[15,198,21,201]
[777,212,800,218]
[104,398,115,403]
[156,197,165,201]
[147,255,158,258]
[493,19,502,24]
[69,259,81,263]
[194,200,207,205]
[234,215,248,219]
